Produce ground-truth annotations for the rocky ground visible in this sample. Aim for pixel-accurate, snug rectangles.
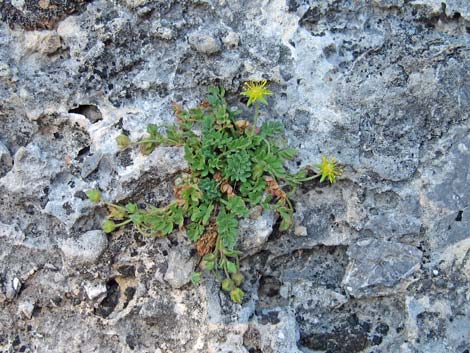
[1,0,470,352]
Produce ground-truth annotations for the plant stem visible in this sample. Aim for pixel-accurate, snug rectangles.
[296,174,320,182]
[116,219,132,227]
[254,102,259,128]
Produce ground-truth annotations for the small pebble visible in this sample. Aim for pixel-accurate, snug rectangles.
[18,301,35,319]
[188,31,221,55]
[294,226,307,236]
[223,31,240,48]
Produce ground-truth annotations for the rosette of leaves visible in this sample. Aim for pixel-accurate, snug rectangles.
[94,84,342,303]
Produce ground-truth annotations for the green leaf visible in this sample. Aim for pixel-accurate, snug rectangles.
[226,261,237,274]
[165,126,184,145]
[189,203,213,225]
[222,278,234,292]
[86,189,101,203]
[223,151,252,182]
[216,208,239,249]
[126,203,138,213]
[107,205,127,220]
[279,217,292,231]
[129,213,144,224]
[181,184,202,209]
[278,148,298,160]
[140,143,155,155]
[259,121,283,138]
[187,223,204,242]
[191,271,201,285]
[223,196,248,218]
[276,204,293,231]
[203,253,216,261]
[147,124,158,136]
[264,154,286,177]
[232,272,244,286]
[199,178,221,202]
[230,287,244,303]
[162,221,174,235]
[204,261,215,271]
[116,134,131,149]
[102,220,116,233]
[223,249,242,257]
[240,179,267,205]
[227,136,252,151]
[202,204,214,225]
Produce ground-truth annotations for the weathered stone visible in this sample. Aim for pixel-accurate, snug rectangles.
[0,222,25,245]
[1,0,470,351]
[163,247,196,289]
[139,298,176,329]
[223,31,240,49]
[0,141,12,177]
[5,277,21,300]
[84,282,107,301]
[342,239,422,298]
[59,231,108,265]
[251,308,302,353]
[23,31,62,55]
[239,210,276,256]
[188,31,221,55]
[17,300,35,319]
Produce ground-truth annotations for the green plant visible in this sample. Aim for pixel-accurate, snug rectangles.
[86,189,101,203]
[90,83,342,303]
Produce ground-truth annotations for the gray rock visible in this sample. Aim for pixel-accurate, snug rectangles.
[0,141,12,177]
[239,209,276,256]
[188,31,221,55]
[342,238,422,298]
[0,222,25,245]
[1,0,470,351]
[43,174,92,228]
[223,32,240,49]
[59,230,108,265]
[0,141,65,196]
[139,298,176,329]
[23,31,62,55]
[114,146,188,199]
[0,62,11,81]
[11,0,25,10]
[250,308,302,353]
[18,301,35,319]
[84,282,107,301]
[163,247,196,289]
[5,277,21,300]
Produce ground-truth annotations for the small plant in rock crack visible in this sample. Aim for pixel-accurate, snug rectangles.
[89,82,342,303]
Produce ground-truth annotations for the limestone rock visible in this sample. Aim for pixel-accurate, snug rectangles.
[23,31,62,55]
[188,31,221,55]
[59,230,108,265]
[163,248,196,289]
[17,301,35,319]
[239,210,276,256]
[0,0,470,351]
[223,32,240,49]
[342,238,422,298]
[0,141,12,177]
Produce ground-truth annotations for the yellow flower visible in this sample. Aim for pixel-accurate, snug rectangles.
[316,156,342,183]
[241,80,272,106]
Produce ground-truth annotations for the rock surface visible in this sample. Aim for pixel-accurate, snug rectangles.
[1,0,470,352]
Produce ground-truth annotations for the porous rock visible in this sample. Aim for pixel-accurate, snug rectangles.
[59,230,108,265]
[1,0,470,352]
[342,238,423,298]
[188,31,221,55]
